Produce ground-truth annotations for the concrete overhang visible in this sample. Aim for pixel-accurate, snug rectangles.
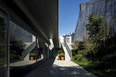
[13,0,58,47]
[1,0,59,47]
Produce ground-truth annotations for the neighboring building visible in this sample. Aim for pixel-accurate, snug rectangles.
[59,33,74,50]
[64,33,74,43]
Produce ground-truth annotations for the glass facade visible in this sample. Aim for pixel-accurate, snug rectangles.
[9,21,43,77]
[0,11,7,77]
[0,2,49,77]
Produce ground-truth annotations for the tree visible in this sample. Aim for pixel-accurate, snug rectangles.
[10,39,26,62]
[86,13,105,41]
[71,41,84,50]
[85,13,106,61]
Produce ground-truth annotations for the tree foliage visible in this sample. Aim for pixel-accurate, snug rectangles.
[86,13,105,41]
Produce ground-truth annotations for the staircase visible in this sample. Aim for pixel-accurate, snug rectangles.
[61,41,72,60]
[22,41,36,60]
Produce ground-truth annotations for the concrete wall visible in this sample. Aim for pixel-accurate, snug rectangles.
[73,0,116,41]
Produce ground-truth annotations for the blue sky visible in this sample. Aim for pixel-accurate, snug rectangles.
[59,0,90,35]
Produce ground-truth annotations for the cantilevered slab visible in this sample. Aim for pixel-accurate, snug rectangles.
[1,0,58,46]
[13,0,58,46]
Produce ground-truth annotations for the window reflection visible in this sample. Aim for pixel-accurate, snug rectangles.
[0,12,7,77]
[10,21,43,77]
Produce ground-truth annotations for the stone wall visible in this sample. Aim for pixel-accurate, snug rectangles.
[73,0,116,41]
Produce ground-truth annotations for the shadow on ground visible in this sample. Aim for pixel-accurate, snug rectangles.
[10,59,55,77]
[48,64,97,77]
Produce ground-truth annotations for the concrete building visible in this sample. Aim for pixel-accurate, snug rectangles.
[63,33,74,49]
[0,0,58,77]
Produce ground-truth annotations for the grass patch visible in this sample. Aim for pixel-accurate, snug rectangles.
[72,60,116,77]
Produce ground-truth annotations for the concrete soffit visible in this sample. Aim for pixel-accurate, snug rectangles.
[13,0,49,42]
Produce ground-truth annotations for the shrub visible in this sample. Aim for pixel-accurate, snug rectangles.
[80,57,88,62]
[75,54,83,61]
[30,53,36,57]
[78,50,87,56]
[10,53,22,63]
[59,53,65,57]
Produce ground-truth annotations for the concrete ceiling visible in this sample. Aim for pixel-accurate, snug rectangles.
[13,0,58,47]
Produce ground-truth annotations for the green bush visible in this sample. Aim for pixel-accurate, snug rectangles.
[10,40,25,63]
[10,53,22,63]
[30,53,36,57]
[78,50,87,56]
[59,53,65,57]
[74,54,83,61]
[80,57,88,62]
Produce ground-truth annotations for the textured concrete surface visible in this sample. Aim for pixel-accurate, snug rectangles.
[24,59,97,77]
[73,0,116,41]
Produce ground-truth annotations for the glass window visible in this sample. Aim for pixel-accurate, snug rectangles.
[9,21,42,77]
[67,38,70,43]
[0,11,7,77]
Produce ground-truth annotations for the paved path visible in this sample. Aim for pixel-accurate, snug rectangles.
[10,60,36,66]
[48,60,97,77]
[10,59,42,67]
[25,59,97,77]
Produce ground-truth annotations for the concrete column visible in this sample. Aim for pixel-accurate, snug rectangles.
[32,35,36,42]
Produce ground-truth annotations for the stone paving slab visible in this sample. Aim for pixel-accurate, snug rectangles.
[24,59,97,77]
[24,59,54,77]
[48,60,97,77]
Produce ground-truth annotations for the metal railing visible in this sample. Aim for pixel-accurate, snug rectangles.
[22,41,36,59]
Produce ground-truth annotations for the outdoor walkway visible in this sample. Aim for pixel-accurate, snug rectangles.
[10,60,36,67]
[25,59,97,77]
[10,59,42,67]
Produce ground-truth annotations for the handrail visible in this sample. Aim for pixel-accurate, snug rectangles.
[22,41,36,59]
[63,41,72,58]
